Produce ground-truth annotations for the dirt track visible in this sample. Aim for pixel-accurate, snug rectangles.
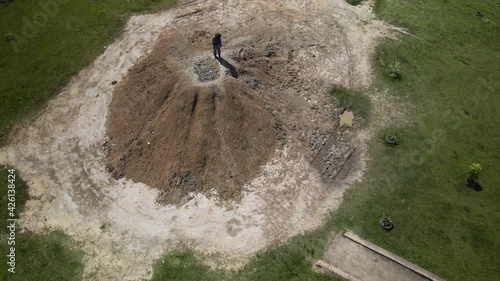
[0,0,402,280]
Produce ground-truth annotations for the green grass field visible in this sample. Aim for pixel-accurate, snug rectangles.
[0,0,177,145]
[333,0,500,280]
[0,0,498,280]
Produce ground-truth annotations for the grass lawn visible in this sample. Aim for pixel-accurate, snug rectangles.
[0,1,177,280]
[0,230,85,281]
[0,0,177,145]
[152,227,343,281]
[333,0,500,280]
[0,166,84,280]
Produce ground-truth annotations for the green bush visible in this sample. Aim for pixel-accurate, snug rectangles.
[346,0,364,6]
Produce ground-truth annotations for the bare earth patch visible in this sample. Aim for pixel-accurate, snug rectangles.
[106,38,280,204]
[0,0,403,280]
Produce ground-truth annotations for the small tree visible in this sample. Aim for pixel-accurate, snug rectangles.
[466,163,482,191]
[389,61,402,80]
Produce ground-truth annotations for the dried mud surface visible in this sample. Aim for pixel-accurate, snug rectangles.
[0,0,402,280]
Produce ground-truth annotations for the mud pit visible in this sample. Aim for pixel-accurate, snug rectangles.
[0,0,402,280]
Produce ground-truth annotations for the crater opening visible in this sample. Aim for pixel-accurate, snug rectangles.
[193,57,220,82]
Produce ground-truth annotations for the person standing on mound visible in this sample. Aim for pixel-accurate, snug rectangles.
[212,33,222,58]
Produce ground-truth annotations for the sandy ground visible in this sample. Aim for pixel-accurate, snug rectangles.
[0,0,404,280]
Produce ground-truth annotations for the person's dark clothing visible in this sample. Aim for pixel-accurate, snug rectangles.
[213,36,221,46]
[212,34,222,58]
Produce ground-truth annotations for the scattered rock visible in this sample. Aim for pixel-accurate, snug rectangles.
[193,57,220,82]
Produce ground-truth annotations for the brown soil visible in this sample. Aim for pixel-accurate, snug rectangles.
[0,0,404,279]
[106,31,281,204]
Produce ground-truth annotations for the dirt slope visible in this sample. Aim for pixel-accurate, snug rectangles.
[0,0,403,280]
[106,54,279,203]
[106,14,355,204]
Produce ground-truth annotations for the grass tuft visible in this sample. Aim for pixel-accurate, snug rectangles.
[345,0,365,6]
[330,86,371,122]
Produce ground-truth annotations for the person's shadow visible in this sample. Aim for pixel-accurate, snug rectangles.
[216,57,238,78]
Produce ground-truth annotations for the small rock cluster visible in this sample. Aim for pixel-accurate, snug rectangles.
[193,57,220,82]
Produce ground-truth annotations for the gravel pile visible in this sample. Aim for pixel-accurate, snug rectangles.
[193,57,220,82]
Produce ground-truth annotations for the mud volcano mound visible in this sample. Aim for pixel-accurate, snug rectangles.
[106,43,279,204]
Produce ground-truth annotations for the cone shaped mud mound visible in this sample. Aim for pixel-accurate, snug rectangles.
[2,0,398,279]
[106,42,279,204]
[106,15,364,205]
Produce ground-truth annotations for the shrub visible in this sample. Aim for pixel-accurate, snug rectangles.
[466,163,483,191]
[389,60,402,80]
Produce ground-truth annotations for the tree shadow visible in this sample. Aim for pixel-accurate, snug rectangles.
[471,182,483,192]
[466,178,483,191]
[216,57,238,78]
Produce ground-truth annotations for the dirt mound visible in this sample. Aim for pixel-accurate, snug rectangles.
[105,13,358,204]
[105,33,279,204]
[0,0,399,279]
